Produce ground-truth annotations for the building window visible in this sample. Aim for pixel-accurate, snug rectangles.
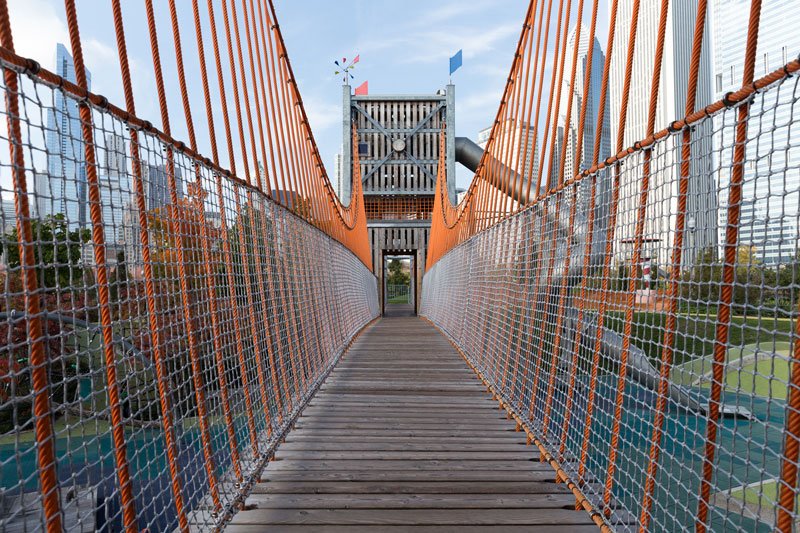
[716,74,723,93]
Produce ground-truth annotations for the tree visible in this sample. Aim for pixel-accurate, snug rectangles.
[3,213,91,290]
[146,182,220,288]
[387,259,410,286]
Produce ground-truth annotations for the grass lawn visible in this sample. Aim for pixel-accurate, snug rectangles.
[605,311,794,368]
[725,349,791,400]
[729,478,800,511]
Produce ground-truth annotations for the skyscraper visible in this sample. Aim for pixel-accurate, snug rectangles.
[608,0,716,266]
[712,0,800,264]
[144,164,183,212]
[555,23,611,184]
[40,43,91,228]
[553,23,613,256]
[99,132,129,244]
[477,120,539,196]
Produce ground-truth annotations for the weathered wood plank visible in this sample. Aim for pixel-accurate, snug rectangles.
[218,526,601,533]
[250,481,570,494]
[233,317,597,531]
[244,493,576,509]
[228,508,596,526]
[261,470,558,482]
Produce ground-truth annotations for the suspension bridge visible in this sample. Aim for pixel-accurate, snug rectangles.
[0,0,799,531]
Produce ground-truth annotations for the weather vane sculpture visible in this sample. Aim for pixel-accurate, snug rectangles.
[334,55,359,84]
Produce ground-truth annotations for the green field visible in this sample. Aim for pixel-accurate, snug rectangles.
[605,311,794,367]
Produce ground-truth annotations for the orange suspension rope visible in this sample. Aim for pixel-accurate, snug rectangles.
[61,2,138,530]
[143,0,221,511]
[638,0,707,529]
[696,1,762,530]
[0,3,62,531]
[109,2,189,528]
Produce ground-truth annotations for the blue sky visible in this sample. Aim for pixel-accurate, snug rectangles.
[3,0,609,192]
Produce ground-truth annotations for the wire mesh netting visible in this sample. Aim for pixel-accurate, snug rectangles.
[0,62,379,531]
[422,67,800,531]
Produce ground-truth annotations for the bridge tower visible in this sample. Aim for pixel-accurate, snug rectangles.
[340,85,456,313]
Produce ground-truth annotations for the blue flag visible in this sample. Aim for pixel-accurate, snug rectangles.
[449,49,462,75]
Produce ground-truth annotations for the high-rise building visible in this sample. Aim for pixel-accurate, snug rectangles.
[548,23,614,254]
[477,120,539,196]
[144,164,183,212]
[556,23,611,184]
[98,132,129,244]
[40,43,91,228]
[712,0,800,264]
[608,0,716,266]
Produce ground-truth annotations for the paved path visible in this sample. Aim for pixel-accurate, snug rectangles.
[225,317,596,531]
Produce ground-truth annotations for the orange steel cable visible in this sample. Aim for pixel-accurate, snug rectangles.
[202,0,262,456]
[0,3,62,531]
[548,0,601,456]
[234,188,282,428]
[176,0,243,481]
[571,0,601,177]
[538,0,587,435]
[524,0,551,201]
[255,192,292,419]
[533,0,569,198]
[541,187,579,436]
[696,1,762,530]
[109,2,189,528]
[778,231,800,525]
[638,0,706,529]
[602,0,671,515]
[219,0,253,184]
[238,0,273,194]
[247,0,285,198]
[259,0,293,204]
[61,2,137,530]
[143,0,221,509]
[513,3,539,213]
[539,0,571,193]
[576,0,621,485]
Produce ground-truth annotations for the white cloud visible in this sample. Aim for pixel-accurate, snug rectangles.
[303,94,341,134]
[7,0,67,66]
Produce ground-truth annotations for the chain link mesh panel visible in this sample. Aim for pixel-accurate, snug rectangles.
[0,66,378,531]
[422,68,800,531]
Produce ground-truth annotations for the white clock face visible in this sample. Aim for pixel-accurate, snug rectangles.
[392,138,406,152]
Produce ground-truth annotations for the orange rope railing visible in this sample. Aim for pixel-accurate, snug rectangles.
[424,0,800,531]
[0,1,377,531]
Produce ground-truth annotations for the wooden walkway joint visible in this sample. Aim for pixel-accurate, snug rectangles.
[225,317,598,531]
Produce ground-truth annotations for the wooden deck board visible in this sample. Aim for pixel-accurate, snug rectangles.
[226,317,596,530]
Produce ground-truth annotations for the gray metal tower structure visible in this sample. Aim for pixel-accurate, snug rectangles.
[340,85,456,313]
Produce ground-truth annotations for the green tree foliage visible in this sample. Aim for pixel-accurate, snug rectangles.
[387,259,410,286]
[682,246,798,314]
[4,213,90,290]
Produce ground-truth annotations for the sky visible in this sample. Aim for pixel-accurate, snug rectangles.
[1,0,614,194]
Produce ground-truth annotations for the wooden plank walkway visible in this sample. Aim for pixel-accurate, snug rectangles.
[225,317,597,531]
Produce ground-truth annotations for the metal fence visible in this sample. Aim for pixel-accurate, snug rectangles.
[386,284,410,303]
[422,63,800,531]
[0,0,379,531]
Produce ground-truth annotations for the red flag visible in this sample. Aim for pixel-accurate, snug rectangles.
[353,54,360,64]
[355,80,368,95]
